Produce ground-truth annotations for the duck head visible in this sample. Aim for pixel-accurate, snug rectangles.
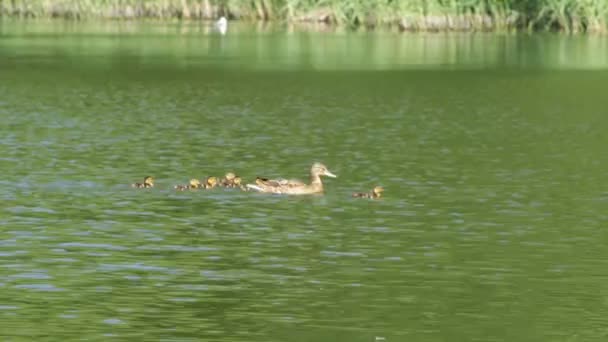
[311,162,337,178]
[373,186,384,197]
[189,179,201,188]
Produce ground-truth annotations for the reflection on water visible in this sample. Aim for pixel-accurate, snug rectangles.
[2,20,608,70]
[1,20,608,341]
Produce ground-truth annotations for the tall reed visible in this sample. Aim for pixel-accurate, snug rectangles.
[1,0,607,32]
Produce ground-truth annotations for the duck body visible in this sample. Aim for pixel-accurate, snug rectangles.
[246,163,336,195]
[255,177,305,188]
[352,186,384,199]
[132,176,154,188]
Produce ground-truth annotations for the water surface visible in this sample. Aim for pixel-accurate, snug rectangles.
[1,20,607,341]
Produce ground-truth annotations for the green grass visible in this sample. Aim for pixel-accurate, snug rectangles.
[1,0,607,33]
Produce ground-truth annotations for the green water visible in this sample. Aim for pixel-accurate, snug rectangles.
[1,20,608,341]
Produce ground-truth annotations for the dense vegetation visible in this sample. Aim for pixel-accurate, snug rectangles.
[1,0,607,33]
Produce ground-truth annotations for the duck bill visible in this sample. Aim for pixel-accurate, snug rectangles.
[324,170,337,178]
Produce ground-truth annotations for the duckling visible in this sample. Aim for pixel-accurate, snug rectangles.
[221,172,237,187]
[174,178,202,191]
[233,175,247,191]
[204,176,218,189]
[221,172,246,189]
[132,176,154,188]
[352,186,384,199]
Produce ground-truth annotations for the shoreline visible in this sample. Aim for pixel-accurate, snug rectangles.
[1,1,607,34]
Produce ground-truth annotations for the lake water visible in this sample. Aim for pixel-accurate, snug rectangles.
[1,20,607,341]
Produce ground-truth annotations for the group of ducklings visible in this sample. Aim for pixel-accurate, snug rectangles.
[132,173,244,191]
[173,172,245,191]
[131,162,383,199]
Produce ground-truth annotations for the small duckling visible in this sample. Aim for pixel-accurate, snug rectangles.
[204,176,218,189]
[221,172,246,189]
[221,172,237,187]
[174,178,202,191]
[352,186,384,199]
[232,175,247,191]
[132,176,154,188]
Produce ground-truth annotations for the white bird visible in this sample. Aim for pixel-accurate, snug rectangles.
[215,16,227,34]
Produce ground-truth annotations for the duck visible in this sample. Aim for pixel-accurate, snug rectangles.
[204,176,218,189]
[174,178,202,191]
[352,186,384,199]
[246,162,336,195]
[132,176,154,188]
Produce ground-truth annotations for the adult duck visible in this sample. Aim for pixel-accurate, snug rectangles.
[246,162,336,195]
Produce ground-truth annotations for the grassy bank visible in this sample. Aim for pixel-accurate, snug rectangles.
[1,0,607,33]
